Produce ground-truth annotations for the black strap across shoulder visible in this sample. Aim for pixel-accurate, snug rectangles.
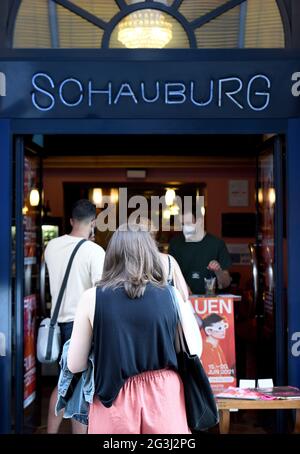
[46,238,86,360]
[167,254,174,286]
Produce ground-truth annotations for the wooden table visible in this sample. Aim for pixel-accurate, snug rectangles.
[217,398,300,434]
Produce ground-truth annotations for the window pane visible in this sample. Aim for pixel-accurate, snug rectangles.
[126,1,173,5]
[14,0,105,48]
[194,0,284,48]
[110,9,189,48]
[57,4,103,48]
[195,5,241,48]
[244,0,284,48]
[179,0,230,22]
[70,0,119,22]
[14,0,51,48]
[155,0,173,4]
[13,0,285,49]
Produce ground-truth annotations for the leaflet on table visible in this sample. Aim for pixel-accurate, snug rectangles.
[215,387,275,400]
[258,386,300,399]
[216,386,300,400]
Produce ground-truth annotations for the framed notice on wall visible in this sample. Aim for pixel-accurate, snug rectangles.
[228,180,249,207]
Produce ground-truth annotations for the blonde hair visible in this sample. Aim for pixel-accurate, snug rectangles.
[99,222,166,299]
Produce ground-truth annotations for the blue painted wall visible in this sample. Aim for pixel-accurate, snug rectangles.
[287,118,300,388]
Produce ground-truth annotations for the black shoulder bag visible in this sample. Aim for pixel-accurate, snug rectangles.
[168,286,219,432]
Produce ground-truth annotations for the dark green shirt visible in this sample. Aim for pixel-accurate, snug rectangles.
[169,233,232,295]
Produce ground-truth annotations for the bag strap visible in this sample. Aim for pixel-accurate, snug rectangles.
[167,285,187,354]
[46,238,86,360]
[51,238,87,326]
[167,255,174,286]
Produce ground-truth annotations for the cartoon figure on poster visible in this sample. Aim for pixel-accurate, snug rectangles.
[201,314,231,376]
[190,296,237,393]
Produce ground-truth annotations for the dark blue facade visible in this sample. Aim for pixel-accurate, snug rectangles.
[0,49,300,433]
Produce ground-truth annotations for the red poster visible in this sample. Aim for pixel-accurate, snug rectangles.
[189,295,238,394]
[24,295,37,408]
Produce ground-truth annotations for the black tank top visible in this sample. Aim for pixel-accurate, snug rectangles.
[93,283,178,407]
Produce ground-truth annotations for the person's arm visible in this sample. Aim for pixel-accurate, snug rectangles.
[216,269,231,289]
[90,246,105,286]
[67,288,95,373]
[170,255,189,301]
[173,287,203,358]
[207,240,232,290]
[208,262,231,290]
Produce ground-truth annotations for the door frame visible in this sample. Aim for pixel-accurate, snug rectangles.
[0,120,12,434]
[255,135,285,385]
[0,116,299,434]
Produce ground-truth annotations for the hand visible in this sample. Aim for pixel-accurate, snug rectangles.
[207,260,222,271]
[89,227,95,241]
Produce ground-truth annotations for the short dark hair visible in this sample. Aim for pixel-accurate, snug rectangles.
[202,314,224,329]
[71,199,96,222]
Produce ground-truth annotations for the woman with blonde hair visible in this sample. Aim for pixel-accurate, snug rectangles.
[67,222,201,434]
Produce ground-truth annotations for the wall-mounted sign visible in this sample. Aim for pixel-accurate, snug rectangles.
[229,180,249,207]
[0,53,299,119]
[227,243,251,265]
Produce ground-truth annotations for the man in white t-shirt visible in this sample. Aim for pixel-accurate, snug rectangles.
[45,199,105,434]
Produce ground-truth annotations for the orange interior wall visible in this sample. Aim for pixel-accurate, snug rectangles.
[44,164,256,289]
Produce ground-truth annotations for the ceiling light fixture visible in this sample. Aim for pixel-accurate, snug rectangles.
[118,3,173,49]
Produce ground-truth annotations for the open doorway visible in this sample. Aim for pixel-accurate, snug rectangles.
[12,133,287,433]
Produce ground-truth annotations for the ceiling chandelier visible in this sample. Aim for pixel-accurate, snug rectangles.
[117,8,173,49]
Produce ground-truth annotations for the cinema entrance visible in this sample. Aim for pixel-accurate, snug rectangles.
[0,128,292,433]
[0,0,300,435]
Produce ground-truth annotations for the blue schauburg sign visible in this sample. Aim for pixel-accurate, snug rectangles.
[0,58,299,119]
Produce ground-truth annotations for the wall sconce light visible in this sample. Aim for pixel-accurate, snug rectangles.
[110,188,119,204]
[29,189,40,207]
[268,188,276,205]
[169,203,180,216]
[165,188,176,206]
[258,188,264,204]
[162,209,171,220]
[92,188,103,206]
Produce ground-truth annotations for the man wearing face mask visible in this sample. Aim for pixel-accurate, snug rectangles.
[169,210,231,295]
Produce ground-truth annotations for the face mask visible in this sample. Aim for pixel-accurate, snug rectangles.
[183,224,197,240]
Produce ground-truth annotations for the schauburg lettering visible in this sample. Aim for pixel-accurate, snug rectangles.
[31,72,271,112]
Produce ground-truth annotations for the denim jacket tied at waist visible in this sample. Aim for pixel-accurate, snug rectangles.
[55,339,95,425]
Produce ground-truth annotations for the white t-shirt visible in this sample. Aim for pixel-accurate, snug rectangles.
[45,235,105,323]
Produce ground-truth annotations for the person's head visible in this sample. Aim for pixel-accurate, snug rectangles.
[70,199,97,239]
[181,207,204,242]
[202,314,229,340]
[99,222,166,299]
